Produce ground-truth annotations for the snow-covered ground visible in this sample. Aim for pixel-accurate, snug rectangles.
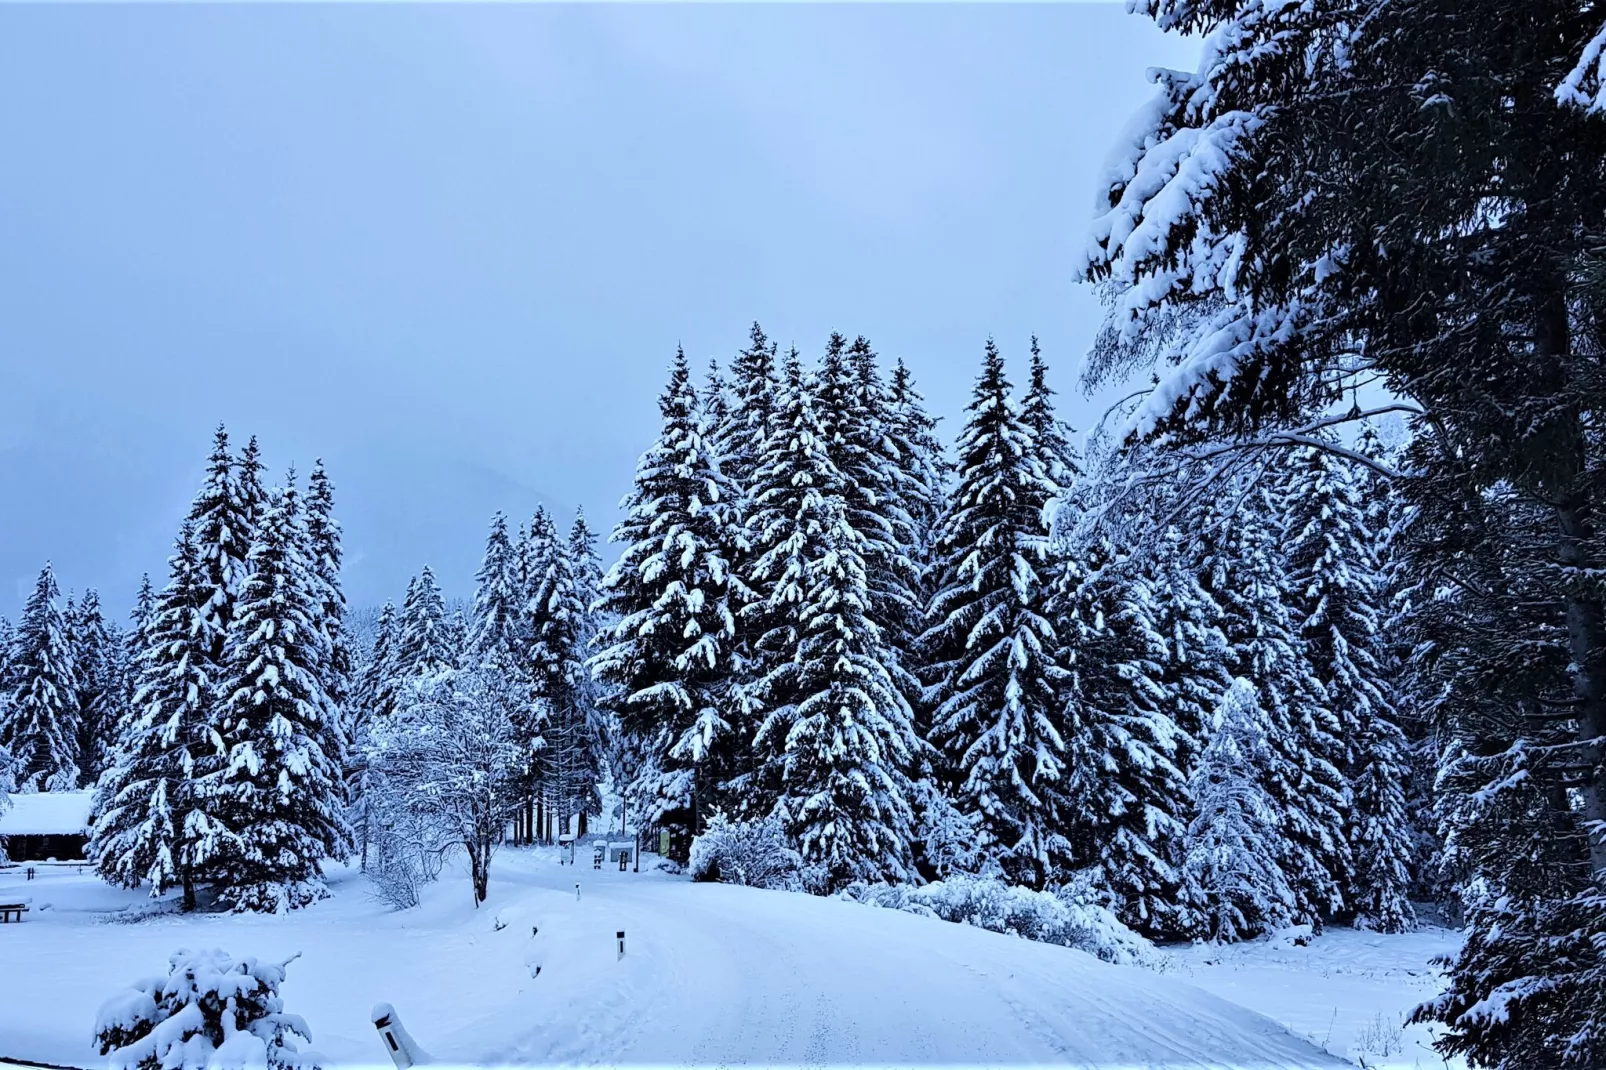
[1169,927,1465,1069]
[0,852,1456,1069]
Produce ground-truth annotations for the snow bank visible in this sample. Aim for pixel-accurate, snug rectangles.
[841,876,1159,967]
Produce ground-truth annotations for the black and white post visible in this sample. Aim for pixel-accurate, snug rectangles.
[616,930,625,961]
[372,1003,431,1069]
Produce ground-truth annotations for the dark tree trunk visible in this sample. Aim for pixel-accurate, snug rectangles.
[469,840,490,905]
[1535,288,1606,880]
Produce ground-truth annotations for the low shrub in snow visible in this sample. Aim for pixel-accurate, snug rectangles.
[841,876,1158,967]
[690,814,804,890]
[95,948,317,1070]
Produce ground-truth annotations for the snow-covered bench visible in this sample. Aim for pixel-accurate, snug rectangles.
[0,902,28,923]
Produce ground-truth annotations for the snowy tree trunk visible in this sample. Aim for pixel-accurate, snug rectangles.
[1557,496,1606,879]
[1544,292,1606,881]
[469,836,491,904]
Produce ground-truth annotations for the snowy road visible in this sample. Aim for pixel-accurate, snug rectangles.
[484,855,1343,1068]
[1,853,1344,1068]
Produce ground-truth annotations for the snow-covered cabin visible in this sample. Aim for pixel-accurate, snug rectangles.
[0,790,93,862]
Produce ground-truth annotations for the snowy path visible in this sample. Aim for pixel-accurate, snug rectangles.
[1,853,1344,1068]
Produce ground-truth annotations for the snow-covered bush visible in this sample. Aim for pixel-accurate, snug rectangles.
[94,949,317,1070]
[365,824,443,911]
[842,876,1157,967]
[690,814,804,890]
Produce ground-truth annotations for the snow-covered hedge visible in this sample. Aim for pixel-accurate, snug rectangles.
[690,814,805,891]
[841,877,1158,967]
[95,948,318,1070]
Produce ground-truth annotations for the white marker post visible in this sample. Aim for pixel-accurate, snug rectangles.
[616,929,625,961]
[371,1003,431,1069]
[575,882,581,901]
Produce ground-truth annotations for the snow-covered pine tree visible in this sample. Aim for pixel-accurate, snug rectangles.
[519,505,563,811]
[736,351,820,815]
[881,359,951,871]
[443,608,468,661]
[1194,475,1346,926]
[393,567,455,681]
[566,508,609,821]
[205,473,352,911]
[469,512,526,673]
[188,427,255,669]
[1347,702,1414,932]
[1019,337,1081,505]
[527,506,601,833]
[884,358,948,603]
[1185,678,1297,943]
[0,563,81,792]
[592,348,747,860]
[235,434,268,534]
[568,509,605,626]
[90,522,227,910]
[724,322,781,500]
[921,340,1067,890]
[1086,0,1606,1054]
[1405,478,1603,1063]
[701,358,732,448]
[304,461,353,790]
[1065,534,1196,935]
[125,575,155,692]
[745,352,919,887]
[822,336,917,689]
[346,599,398,870]
[0,616,14,695]
[108,577,156,749]
[68,588,121,787]
[1148,515,1230,769]
[352,601,400,724]
[1278,442,1413,931]
[1357,424,1446,901]
[722,325,784,695]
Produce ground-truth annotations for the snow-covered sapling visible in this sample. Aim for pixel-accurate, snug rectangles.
[95,949,317,1070]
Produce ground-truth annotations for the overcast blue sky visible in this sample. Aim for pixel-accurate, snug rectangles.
[0,3,1197,619]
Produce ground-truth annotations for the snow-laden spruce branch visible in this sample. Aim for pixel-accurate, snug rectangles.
[1559,19,1606,113]
[1176,404,1425,481]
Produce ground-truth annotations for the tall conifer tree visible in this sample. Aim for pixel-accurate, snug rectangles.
[91,524,225,910]
[206,474,351,911]
[0,564,81,791]
[921,341,1066,889]
[746,353,920,885]
[593,349,747,858]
